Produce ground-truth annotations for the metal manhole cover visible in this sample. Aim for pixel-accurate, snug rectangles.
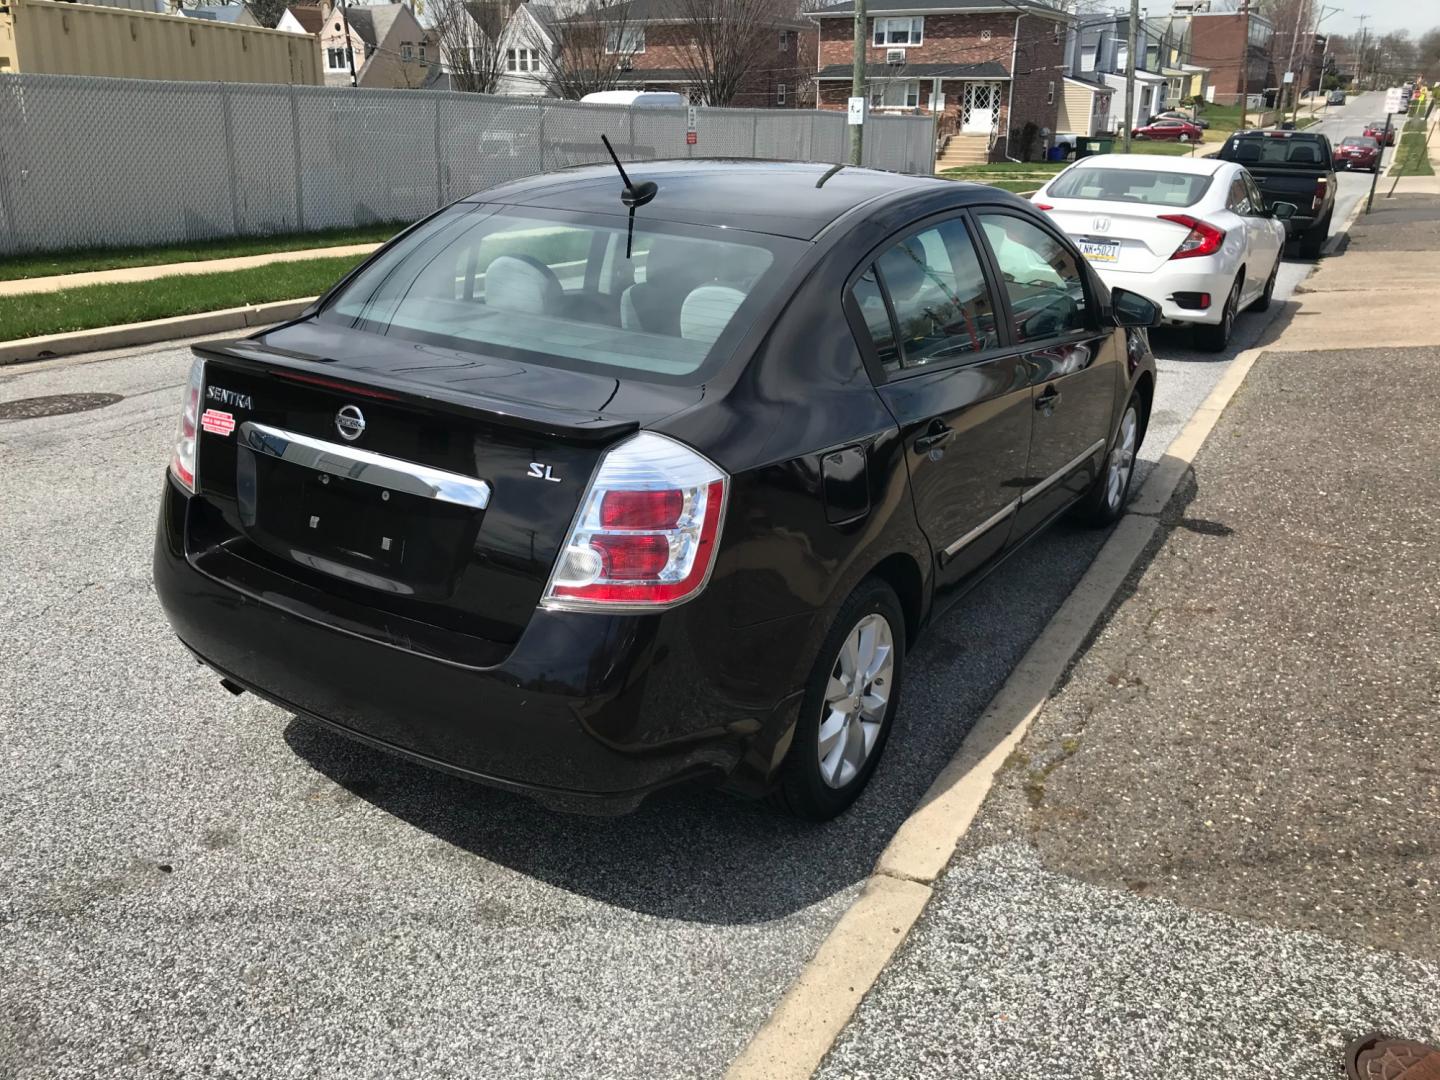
[1346,1033,1440,1080]
[0,393,123,420]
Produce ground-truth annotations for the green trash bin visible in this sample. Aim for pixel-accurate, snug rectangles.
[1089,136,1115,156]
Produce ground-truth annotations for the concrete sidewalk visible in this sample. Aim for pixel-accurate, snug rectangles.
[0,243,380,298]
[817,195,1440,1076]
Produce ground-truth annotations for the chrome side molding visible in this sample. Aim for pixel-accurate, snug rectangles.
[240,422,492,510]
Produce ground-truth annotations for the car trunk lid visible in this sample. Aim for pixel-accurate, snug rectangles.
[186,324,701,659]
[1041,201,1201,274]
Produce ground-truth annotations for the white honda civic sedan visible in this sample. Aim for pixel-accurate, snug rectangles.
[1030,155,1294,351]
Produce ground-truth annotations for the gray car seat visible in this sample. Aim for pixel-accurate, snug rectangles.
[621,238,713,335]
[485,255,563,316]
[679,285,746,346]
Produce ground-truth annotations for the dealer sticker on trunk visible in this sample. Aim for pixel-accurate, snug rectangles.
[201,409,235,436]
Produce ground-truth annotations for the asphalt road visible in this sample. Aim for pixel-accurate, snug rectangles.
[0,107,1388,1078]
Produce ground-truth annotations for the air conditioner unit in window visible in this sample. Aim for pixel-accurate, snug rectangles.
[885,48,905,64]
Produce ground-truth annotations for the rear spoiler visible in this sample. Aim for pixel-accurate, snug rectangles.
[195,339,640,445]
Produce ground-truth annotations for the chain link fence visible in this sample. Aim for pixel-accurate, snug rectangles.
[0,73,935,255]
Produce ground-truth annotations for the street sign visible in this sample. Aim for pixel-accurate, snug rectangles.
[1385,88,1404,113]
[847,96,866,126]
[687,105,697,131]
[685,130,697,145]
[1283,70,1295,84]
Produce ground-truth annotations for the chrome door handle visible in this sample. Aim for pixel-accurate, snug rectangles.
[1036,386,1062,414]
[914,424,955,453]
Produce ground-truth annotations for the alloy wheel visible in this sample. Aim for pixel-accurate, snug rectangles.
[817,613,894,789]
[1106,405,1138,511]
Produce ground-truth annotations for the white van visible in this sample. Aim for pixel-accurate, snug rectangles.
[579,91,686,108]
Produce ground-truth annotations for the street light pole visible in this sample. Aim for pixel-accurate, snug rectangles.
[850,0,865,165]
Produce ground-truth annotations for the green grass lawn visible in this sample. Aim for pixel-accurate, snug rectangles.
[0,256,364,341]
[941,177,1041,195]
[0,224,402,283]
[1128,140,1212,156]
[1391,131,1436,177]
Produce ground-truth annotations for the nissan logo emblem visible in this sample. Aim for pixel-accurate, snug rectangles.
[335,404,366,442]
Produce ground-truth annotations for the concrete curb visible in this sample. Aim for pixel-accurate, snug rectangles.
[723,346,1270,1080]
[0,298,315,366]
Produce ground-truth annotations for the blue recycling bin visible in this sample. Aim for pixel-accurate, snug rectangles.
[1047,145,1067,162]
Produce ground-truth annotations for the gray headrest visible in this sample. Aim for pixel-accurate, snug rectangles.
[486,254,562,315]
[877,240,928,301]
[680,285,746,345]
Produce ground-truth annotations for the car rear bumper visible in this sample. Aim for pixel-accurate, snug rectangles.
[1094,262,1232,326]
[153,477,810,813]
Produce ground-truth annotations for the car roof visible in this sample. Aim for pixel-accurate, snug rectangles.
[464,160,955,240]
[1066,153,1228,177]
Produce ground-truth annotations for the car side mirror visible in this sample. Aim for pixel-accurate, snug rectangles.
[1271,201,1297,221]
[1110,287,1161,329]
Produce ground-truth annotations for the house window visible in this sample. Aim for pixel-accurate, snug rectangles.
[777,82,786,105]
[606,25,644,53]
[870,80,919,108]
[1047,80,1054,104]
[401,43,413,61]
[778,30,790,51]
[507,47,540,72]
[872,16,922,47]
[325,46,351,71]
[419,44,427,64]
[1116,45,1128,71]
[1080,44,1097,72]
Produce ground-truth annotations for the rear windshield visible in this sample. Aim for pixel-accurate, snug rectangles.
[1342,137,1379,148]
[1221,135,1330,165]
[317,203,800,383]
[1047,166,1211,208]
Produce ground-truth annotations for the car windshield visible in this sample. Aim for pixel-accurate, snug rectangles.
[1343,137,1379,148]
[317,203,799,384]
[1047,166,1212,207]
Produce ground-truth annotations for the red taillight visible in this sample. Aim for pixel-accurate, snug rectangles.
[1158,214,1225,260]
[1312,177,1328,211]
[169,357,204,493]
[1033,203,1054,211]
[543,433,728,610]
[600,489,684,530]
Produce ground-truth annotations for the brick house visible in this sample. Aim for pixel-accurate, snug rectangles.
[499,0,814,108]
[809,0,1067,164]
[1188,9,1273,106]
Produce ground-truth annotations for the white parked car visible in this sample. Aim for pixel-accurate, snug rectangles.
[1030,155,1293,351]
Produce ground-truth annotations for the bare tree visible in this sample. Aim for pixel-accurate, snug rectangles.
[241,0,289,28]
[527,0,643,99]
[432,0,510,93]
[675,0,781,106]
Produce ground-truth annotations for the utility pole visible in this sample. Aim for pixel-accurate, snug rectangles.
[1238,0,1249,133]
[1283,0,1306,123]
[850,0,865,165]
[1355,15,1370,92]
[340,0,359,87]
[1123,0,1138,151]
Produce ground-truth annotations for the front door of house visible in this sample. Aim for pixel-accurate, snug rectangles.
[962,83,998,134]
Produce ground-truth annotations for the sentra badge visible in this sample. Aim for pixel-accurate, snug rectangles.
[207,385,252,411]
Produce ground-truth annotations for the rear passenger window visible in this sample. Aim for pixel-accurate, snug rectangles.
[851,267,900,371]
[860,217,1000,372]
[978,214,1087,343]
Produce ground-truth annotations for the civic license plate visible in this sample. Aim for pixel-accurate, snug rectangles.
[1079,239,1120,264]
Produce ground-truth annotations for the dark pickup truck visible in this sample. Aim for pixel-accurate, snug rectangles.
[1216,130,1335,258]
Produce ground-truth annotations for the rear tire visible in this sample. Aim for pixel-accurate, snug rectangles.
[1299,213,1330,259]
[771,579,905,821]
[1195,276,1240,352]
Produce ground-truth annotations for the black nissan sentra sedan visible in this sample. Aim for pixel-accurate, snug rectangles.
[154,159,1159,820]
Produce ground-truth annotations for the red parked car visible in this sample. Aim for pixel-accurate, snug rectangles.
[1334,135,1381,172]
[1132,118,1204,142]
[1363,120,1397,146]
